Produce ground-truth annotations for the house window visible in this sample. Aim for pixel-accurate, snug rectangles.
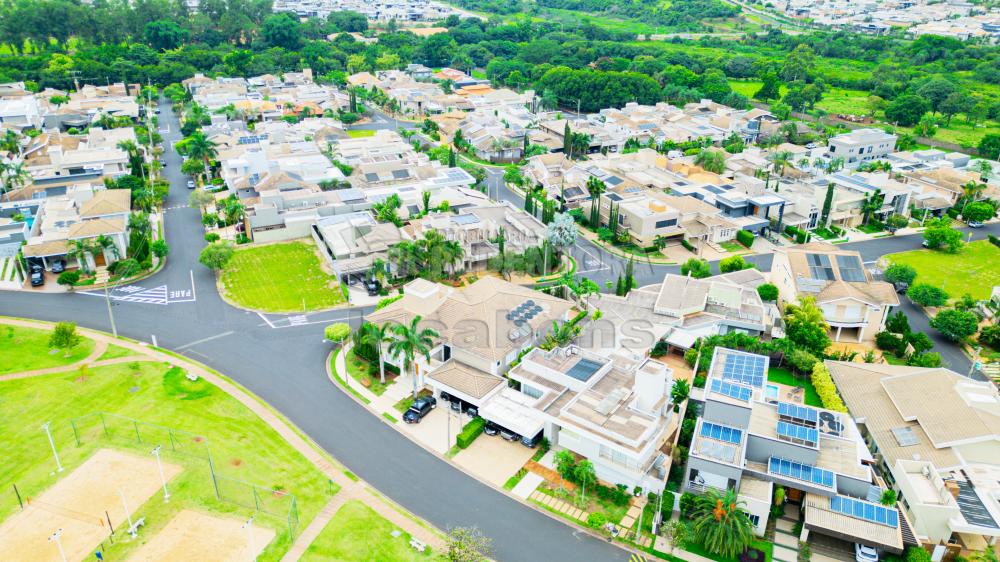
[522,384,542,399]
[655,218,677,229]
[748,514,761,527]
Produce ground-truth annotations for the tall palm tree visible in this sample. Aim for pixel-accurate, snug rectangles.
[117,140,144,178]
[387,316,439,399]
[0,160,31,200]
[358,322,391,384]
[961,181,987,213]
[770,150,793,176]
[68,239,99,274]
[184,131,218,180]
[861,188,885,226]
[95,234,119,261]
[691,488,754,559]
[586,176,606,229]
[442,239,463,278]
[0,129,20,154]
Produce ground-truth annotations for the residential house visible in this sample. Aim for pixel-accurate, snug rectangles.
[827,362,1000,555]
[0,82,42,130]
[770,242,899,342]
[827,129,897,167]
[684,348,900,554]
[312,211,411,281]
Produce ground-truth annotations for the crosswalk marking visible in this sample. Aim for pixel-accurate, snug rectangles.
[288,315,308,326]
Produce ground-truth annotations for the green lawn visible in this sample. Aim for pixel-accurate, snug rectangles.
[719,240,748,253]
[0,325,96,375]
[887,240,1000,301]
[220,241,345,312]
[344,349,396,396]
[301,500,440,561]
[346,129,375,138]
[0,361,334,561]
[768,367,822,407]
[96,343,137,361]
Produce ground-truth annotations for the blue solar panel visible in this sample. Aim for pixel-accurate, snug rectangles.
[719,351,767,388]
[777,421,819,445]
[778,402,819,424]
[830,496,899,528]
[710,379,752,402]
[701,421,742,444]
[769,457,835,487]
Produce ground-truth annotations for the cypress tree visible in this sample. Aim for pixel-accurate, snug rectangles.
[563,122,572,155]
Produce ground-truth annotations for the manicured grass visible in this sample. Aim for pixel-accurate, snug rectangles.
[220,240,345,312]
[887,240,1000,301]
[768,366,822,407]
[346,129,375,138]
[0,361,334,561]
[682,539,774,562]
[0,325,96,375]
[300,500,440,561]
[329,349,371,405]
[344,349,395,396]
[96,343,137,361]
[719,241,747,253]
[393,389,432,414]
[504,468,528,491]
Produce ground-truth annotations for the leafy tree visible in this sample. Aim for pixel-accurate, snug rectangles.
[783,296,830,356]
[978,134,1000,160]
[907,283,949,307]
[198,241,235,270]
[757,283,779,302]
[445,526,493,562]
[700,69,732,103]
[554,449,577,483]
[204,232,220,243]
[189,189,215,210]
[151,240,170,259]
[908,331,934,354]
[886,310,911,335]
[782,44,815,82]
[695,149,726,174]
[866,95,887,117]
[546,213,577,253]
[930,309,980,342]
[885,213,910,230]
[719,255,751,273]
[979,324,1000,350]
[49,322,82,356]
[261,13,302,49]
[923,217,964,252]
[885,94,930,127]
[914,114,937,138]
[574,459,597,503]
[144,20,189,51]
[387,316,439,399]
[691,488,754,559]
[963,201,996,223]
[917,78,957,114]
[939,92,972,125]
[908,352,942,368]
[753,72,782,102]
[681,258,711,279]
[324,323,351,345]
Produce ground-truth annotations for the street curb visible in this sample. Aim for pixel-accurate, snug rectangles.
[322,349,658,559]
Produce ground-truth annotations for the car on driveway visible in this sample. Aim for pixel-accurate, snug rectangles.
[968,221,983,228]
[29,265,44,287]
[500,428,520,442]
[484,421,500,436]
[403,396,437,424]
[855,544,878,562]
[521,431,542,448]
[50,259,65,274]
[186,180,196,189]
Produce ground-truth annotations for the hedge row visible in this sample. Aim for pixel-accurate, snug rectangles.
[736,229,754,248]
[810,363,848,413]
[456,417,486,449]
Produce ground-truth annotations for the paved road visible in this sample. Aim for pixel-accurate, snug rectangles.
[1,101,995,560]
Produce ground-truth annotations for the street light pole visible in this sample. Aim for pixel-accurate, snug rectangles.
[49,529,67,562]
[104,283,118,338]
[42,422,63,472]
[243,516,257,562]
[152,446,170,502]
[120,488,136,538]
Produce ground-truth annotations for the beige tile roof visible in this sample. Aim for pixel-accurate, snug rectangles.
[79,189,130,217]
[68,217,125,238]
[804,493,904,552]
[428,360,504,399]
[826,361,968,470]
[366,277,574,362]
[22,239,69,257]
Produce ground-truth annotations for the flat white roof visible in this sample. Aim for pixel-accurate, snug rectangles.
[480,387,545,438]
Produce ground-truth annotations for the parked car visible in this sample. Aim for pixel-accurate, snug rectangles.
[29,265,44,287]
[466,405,479,418]
[921,240,931,248]
[500,428,520,442]
[484,421,500,436]
[450,399,462,413]
[855,544,878,562]
[439,391,453,403]
[50,259,65,274]
[968,221,983,228]
[154,108,161,115]
[521,431,542,448]
[805,142,817,149]
[186,180,196,189]
[365,278,381,296]
[893,282,909,295]
[403,396,437,424]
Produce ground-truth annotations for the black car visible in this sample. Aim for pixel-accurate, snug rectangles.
[450,399,462,413]
[500,428,520,442]
[50,259,66,274]
[466,405,479,418]
[365,278,381,296]
[484,421,500,436]
[29,266,44,287]
[521,431,543,448]
[403,396,437,423]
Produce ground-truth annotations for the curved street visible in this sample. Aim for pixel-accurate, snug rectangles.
[0,99,996,560]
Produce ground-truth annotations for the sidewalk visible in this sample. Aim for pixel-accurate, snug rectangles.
[0,318,444,559]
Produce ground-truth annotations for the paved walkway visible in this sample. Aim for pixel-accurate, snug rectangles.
[0,318,444,560]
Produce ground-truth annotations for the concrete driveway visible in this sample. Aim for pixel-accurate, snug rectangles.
[454,434,536,487]
[400,405,464,454]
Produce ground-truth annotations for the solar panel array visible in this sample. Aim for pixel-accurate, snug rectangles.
[778,402,819,425]
[506,300,543,327]
[237,134,269,145]
[710,379,753,402]
[807,253,836,281]
[701,421,742,444]
[769,457,835,487]
[830,496,900,528]
[777,421,819,447]
[837,255,867,282]
[720,352,767,388]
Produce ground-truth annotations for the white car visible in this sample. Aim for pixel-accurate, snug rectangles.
[855,543,879,562]
[186,180,196,189]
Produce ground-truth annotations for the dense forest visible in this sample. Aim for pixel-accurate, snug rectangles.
[451,0,739,30]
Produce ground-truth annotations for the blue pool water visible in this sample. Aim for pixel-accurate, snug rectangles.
[765,384,780,400]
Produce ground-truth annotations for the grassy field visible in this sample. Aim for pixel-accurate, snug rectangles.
[0,360,335,560]
[0,325,96,375]
[768,366,822,407]
[346,129,376,138]
[887,240,1000,301]
[301,500,440,561]
[344,348,396,396]
[728,80,869,115]
[96,343,137,361]
[220,240,345,312]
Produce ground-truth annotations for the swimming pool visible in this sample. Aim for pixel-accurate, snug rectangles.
[765,384,780,400]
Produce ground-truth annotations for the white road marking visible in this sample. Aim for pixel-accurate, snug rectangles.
[176,330,235,350]
[189,270,197,301]
[152,334,158,347]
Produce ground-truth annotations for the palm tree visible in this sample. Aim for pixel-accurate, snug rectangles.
[442,239,463,278]
[95,234,119,261]
[117,140,144,178]
[586,176,606,229]
[694,149,726,174]
[691,488,754,559]
[184,131,218,180]
[960,180,987,214]
[372,194,402,226]
[68,239,99,274]
[860,188,885,226]
[0,160,31,200]
[770,150,793,176]
[0,129,20,154]
[387,316,439,399]
[358,322,391,385]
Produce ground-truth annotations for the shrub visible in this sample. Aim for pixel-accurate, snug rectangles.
[110,258,141,278]
[586,512,607,529]
[681,238,695,252]
[907,283,949,307]
[456,417,485,449]
[756,283,779,302]
[57,270,81,287]
[811,363,847,412]
[651,338,670,357]
[980,324,1000,350]
[907,547,932,562]
[796,231,808,244]
[990,234,1000,249]
[930,309,980,342]
[907,331,934,354]
[204,232,220,242]
[787,348,819,374]
[719,255,751,273]
[736,229,754,248]
[679,492,698,519]
[875,331,905,355]
[325,323,350,344]
[907,352,942,367]
[884,263,917,286]
[886,311,910,334]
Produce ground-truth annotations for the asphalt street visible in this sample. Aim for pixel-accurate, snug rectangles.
[0,102,996,559]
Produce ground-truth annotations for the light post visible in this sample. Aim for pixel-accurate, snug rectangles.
[120,488,137,538]
[49,528,67,562]
[152,446,170,502]
[42,422,63,473]
[243,516,256,562]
